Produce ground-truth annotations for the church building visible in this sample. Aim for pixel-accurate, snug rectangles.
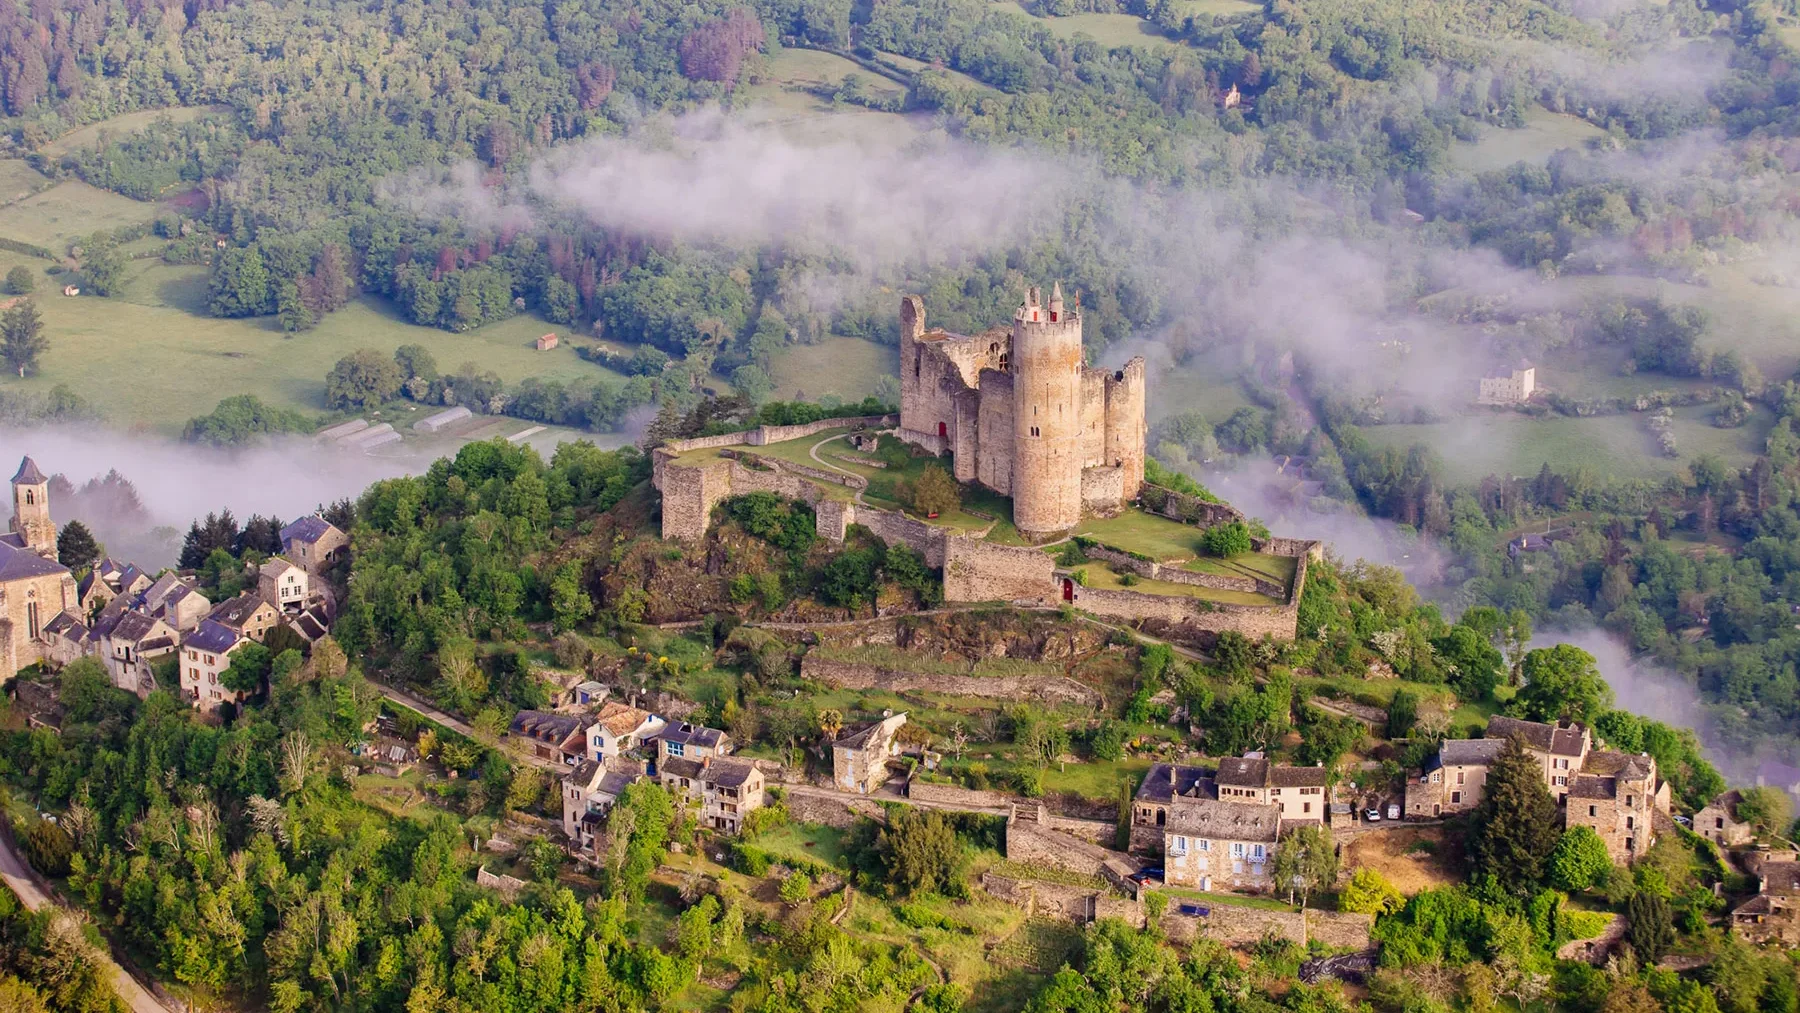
[0,457,78,676]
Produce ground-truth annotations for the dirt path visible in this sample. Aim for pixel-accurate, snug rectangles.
[0,827,177,1013]
[371,682,566,774]
[807,434,871,506]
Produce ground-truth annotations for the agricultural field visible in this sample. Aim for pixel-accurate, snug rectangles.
[0,180,161,251]
[756,48,907,101]
[0,159,49,204]
[0,252,626,433]
[1006,2,1180,47]
[38,105,230,159]
[1448,107,1608,173]
[1359,407,1771,485]
[767,334,896,403]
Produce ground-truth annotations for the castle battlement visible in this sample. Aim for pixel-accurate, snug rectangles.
[897,287,1146,537]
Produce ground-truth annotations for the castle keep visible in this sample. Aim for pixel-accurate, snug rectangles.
[897,286,1146,536]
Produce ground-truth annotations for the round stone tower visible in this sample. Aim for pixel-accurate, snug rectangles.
[1011,283,1084,535]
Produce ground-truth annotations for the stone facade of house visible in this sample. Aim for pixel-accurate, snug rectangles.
[833,712,907,794]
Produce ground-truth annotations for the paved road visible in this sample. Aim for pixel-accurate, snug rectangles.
[0,826,176,1013]
[371,682,567,774]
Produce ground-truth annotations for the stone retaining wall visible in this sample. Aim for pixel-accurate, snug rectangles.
[1141,484,1245,527]
[1159,904,1372,949]
[981,872,1144,926]
[661,415,896,454]
[1067,582,1303,640]
[800,655,1104,708]
[784,792,889,828]
[944,539,1056,604]
[907,781,1013,809]
[1079,544,1284,598]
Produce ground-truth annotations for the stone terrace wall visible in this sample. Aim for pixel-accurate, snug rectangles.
[1159,905,1371,949]
[944,538,1056,604]
[732,450,868,491]
[907,781,1013,810]
[1256,537,1324,560]
[1046,814,1117,846]
[1068,583,1301,640]
[841,503,949,567]
[1080,544,1284,599]
[784,791,889,828]
[800,656,1104,708]
[1007,811,1126,880]
[981,873,1145,926]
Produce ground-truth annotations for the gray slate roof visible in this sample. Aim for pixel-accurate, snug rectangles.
[183,619,242,654]
[1136,763,1213,804]
[1166,797,1281,843]
[1439,738,1507,767]
[10,456,45,484]
[1216,756,1270,787]
[280,515,339,545]
[1487,716,1587,756]
[661,722,726,750]
[705,757,757,789]
[0,540,67,582]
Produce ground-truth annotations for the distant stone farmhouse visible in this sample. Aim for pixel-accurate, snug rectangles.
[1478,359,1536,405]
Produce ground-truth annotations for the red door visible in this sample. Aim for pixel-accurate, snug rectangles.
[938,421,948,439]
[1062,578,1074,602]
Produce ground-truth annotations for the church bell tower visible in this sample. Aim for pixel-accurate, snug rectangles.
[9,456,56,559]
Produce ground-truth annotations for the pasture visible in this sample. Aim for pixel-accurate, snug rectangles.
[0,253,627,434]
[39,105,231,159]
[1007,3,1182,46]
[0,180,161,252]
[767,334,895,403]
[1449,107,1607,173]
[0,160,50,204]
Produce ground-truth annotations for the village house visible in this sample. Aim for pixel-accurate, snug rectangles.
[38,611,87,667]
[833,713,908,795]
[279,603,334,646]
[180,618,250,711]
[1404,738,1506,817]
[1696,790,1756,848]
[100,610,178,696]
[257,557,310,611]
[698,756,764,834]
[279,515,349,578]
[509,710,591,765]
[562,758,644,853]
[141,573,210,632]
[1164,795,1280,893]
[586,700,665,763]
[1564,750,1671,863]
[1,459,81,676]
[1214,753,1328,822]
[1732,858,1800,945]
[207,593,280,644]
[1486,715,1591,801]
[1130,762,1214,853]
[652,720,727,767]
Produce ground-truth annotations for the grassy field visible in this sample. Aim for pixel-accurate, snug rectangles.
[0,254,626,433]
[757,48,906,100]
[0,180,162,252]
[40,105,230,159]
[1006,2,1181,46]
[768,334,895,402]
[1074,508,1205,560]
[1145,359,1254,425]
[753,820,851,869]
[1449,107,1607,173]
[1077,561,1284,605]
[0,160,50,204]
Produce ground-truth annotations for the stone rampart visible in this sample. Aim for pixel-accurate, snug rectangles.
[1067,582,1302,641]
[660,415,896,455]
[841,504,948,567]
[943,539,1055,604]
[731,450,868,491]
[1080,465,1126,511]
[800,656,1104,708]
[1256,537,1324,560]
[1046,813,1118,845]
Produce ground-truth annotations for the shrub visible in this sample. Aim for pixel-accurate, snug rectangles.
[1199,520,1252,557]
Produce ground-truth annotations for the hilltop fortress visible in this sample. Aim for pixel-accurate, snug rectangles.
[896,285,1146,536]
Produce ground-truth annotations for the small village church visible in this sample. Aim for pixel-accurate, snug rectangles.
[0,456,77,675]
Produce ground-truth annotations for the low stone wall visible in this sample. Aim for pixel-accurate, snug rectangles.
[785,792,889,828]
[660,415,896,455]
[844,504,948,567]
[1159,904,1371,949]
[1080,544,1283,599]
[944,538,1055,604]
[907,781,1013,810]
[1007,811,1126,880]
[731,450,867,491]
[1046,814,1117,846]
[1256,537,1324,560]
[800,656,1104,708]
[981,872,1144,926]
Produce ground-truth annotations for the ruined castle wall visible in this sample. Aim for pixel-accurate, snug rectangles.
[1158,906,1370,949]
[799,656,1104,708]
[1141,485,1245,527]
[953,392,981,484]
[976,370,1014,495]
[1079,369,1108,468]
[1046,814,1117,846]
[736,452,866,491]
[658,460,731,541]
[1255,537,1324,560]
[907,782,1014,810]
[815,500,851,543]
[903,343,975,448]
[943,538,1055,604]
[749,415,896,447]
[1080,465,1126,512]
[981,873,1145,927]
[1103,359,1147,498]
[845,506,948,568]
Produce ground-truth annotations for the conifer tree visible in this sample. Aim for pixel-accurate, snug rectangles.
[1470,734,1561,893]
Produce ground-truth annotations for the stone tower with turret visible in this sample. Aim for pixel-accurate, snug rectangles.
[8,456,54,559]
[1011,284,1085,534]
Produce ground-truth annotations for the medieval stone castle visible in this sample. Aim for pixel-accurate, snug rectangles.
[896,285,1146,536]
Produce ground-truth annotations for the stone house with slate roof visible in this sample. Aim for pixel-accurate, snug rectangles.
[1130,762,1214,853]
[1565,750,1671,863]
[141,573,209,632]
[510,710,591,765]
[1405,738,1507,817]
[101,610,177,695]
[207,593,280,644]
[279,516,348,578]
[654,720,728,765]
[1164,795,1281,892]
[180,618,250,711]
[1697,790,1756,848]
[699,756,764,834]
[257,556,309,611]
[1215,753,1328,822]
[1487,715,1592,800]
[1733,858,1800,945]
[833,713,907,795]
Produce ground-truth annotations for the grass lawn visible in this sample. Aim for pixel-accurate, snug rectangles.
[1155,886,1299,911]
[2,258,626,433]
[768,334,896,403]
[1182,552,1297,589]
[1076,562,1283,605]
[758,49,907,99]
[754,821,851,870]
[1146,359,1254,426]
[1449,107,1607,173]
[1074,508,1204,561]
[1006,2,1180,47]
[40,105,231,159]
[0,180,161,252]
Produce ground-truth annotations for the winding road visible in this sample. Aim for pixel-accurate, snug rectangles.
[0,827,176,1013]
